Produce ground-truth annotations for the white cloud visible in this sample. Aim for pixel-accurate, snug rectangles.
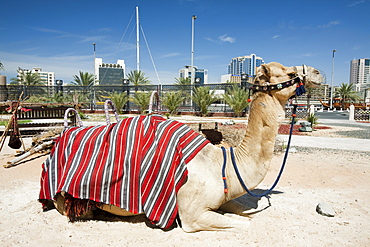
[205,37,217,43]
[349,0,365,6]
[161,52,181,58]
[218,34,235,43]
[318,20,341,28]
[272,35,281,39]
[0,51,92,83]
[302,53,314,57]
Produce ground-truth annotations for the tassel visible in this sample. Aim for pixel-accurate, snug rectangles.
[295,82,306,96]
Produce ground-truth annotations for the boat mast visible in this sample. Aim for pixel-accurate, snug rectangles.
[136,6,140,71]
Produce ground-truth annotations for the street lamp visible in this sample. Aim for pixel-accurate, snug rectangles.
[92,43,96,85]
[92,43,96,110]
[191,15,197,85]
[190,15,197,110]
[330,49,337,109]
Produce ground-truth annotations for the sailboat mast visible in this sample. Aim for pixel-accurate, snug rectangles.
[136,6,140,71]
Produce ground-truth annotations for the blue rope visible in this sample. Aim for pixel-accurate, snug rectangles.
[221,146,228,192]
[222,105,297,197]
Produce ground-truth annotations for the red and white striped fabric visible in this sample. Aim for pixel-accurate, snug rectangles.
[39,115,209,228]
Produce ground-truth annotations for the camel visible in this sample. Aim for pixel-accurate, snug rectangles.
[42,62,323,232]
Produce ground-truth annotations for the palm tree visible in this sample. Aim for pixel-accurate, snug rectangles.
[110,92,129,113]
[0,61,4,72]
[10,69,44,85]
[162,92,185,115]
[174,77,191,85]
[126,70,150,86]
[71,71,95,86]
[192,86,218,117]
[223,84,250,117]
[130,91,151,114]
[335,83,360,109]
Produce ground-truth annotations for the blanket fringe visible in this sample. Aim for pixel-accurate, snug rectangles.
[64,194,96,222]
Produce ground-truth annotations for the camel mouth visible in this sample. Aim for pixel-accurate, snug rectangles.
[303,67,325,88]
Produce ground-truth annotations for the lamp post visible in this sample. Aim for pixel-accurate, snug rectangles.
[191,15,196,84]
[190,15,197,110]
[330,49,337,109]
[92,43,96,110]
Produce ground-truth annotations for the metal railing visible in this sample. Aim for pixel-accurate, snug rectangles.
[1,83,314,116]
[354,109,370,122]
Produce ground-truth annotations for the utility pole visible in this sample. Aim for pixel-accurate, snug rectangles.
[190,15,197,85]
[330,49,337,109]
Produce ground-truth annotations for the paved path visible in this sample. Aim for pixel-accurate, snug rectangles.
[278,135,370,152]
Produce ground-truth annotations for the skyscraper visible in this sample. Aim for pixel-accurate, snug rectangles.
[228,54,264,76]
[350,58,370,91]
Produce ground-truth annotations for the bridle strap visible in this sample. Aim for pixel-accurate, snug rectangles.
[249,76,301,93]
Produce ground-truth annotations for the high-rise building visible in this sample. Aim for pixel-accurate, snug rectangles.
[350,58,370,91]
[227,53,264,76]
[95,58,126,85]
[17,67,55,86]
[178,66,208,84]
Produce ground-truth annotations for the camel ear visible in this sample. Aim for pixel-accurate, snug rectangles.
[259,64,270,78]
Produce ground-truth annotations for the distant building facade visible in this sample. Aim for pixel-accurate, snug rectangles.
[95,58,126,85]
[17,67,55,86]
[228,53,264,76]
[350,58,370,91]
[178,65,208,85]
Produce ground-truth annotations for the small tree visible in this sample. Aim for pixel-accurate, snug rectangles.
[126,70,151,86]
[71,71,95,87]
[10,69,44,85]
[307,113,319,129]
[130,91,151,114]
[335,83,360,109]
[162,92,184,115]
[174,77,191,85]
[192,86,218,117]
[110,92,129,113]
[223,85,250,117]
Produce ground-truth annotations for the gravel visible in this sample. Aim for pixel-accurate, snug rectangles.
[293,146,370,157]
[320,122,370,139]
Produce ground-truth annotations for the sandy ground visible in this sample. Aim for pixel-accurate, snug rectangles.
[0,128,369,246]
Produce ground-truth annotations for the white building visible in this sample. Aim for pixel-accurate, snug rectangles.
[350,58,370,91]
[18,67,55,86]
[178,65,208,84]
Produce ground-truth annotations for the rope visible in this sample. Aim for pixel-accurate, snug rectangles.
[222,105,297,197]
[221,147,228,193]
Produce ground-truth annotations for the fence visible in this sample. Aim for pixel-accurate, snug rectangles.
[2,83,311,117]
[354,109,370,122]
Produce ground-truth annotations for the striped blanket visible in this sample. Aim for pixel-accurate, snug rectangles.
[39,115,209,228]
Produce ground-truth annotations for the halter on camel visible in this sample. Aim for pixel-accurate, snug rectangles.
[221,65,307,197]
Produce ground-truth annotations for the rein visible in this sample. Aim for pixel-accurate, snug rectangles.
[221,104,298,197]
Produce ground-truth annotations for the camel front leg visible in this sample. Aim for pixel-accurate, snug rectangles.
[219,197,271,217]
[179,208,250,232]
[219,200,253,216]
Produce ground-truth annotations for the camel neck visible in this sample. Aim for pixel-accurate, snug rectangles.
[238,92,285,161]
[230,92,285,194]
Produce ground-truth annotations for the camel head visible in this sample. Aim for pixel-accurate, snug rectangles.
[251,62,324,101]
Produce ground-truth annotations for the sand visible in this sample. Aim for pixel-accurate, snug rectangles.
[0,134,369,246]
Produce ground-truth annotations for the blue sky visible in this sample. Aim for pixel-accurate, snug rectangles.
[1,0,369,86]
